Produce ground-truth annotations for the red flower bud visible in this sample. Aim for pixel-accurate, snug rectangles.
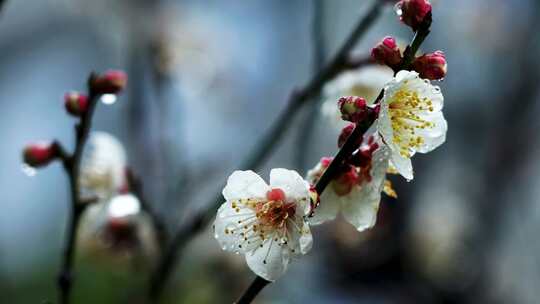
[396,0,432,31]
[412,50,447,80]
[371,36,402,67]
[64,91,89,116]
[338,123,356,148]
[338,96,369,123]
[23,142,58,167]
[320,157,333,168]
[90,70,127,94]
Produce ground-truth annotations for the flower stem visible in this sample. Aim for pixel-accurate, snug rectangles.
[147,0,386,301]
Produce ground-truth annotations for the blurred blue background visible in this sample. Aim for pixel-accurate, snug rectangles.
[2,0,540,303]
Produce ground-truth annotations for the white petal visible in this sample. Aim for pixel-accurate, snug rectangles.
[269,168,310,215]
[390,151,413,180]
[213,202,260,253]
[222,170,269,201]
[309,187,341,225]
[245,237,290,281]
[341,186,379,231]
[375,99,394,149]
[286,216,313,255]
[416,112,448,153]
[342,146,389,231]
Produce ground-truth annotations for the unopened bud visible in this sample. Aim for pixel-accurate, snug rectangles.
[23,142,58,167]
[338,96,368,123]
[371,36,402,67]
[338,123,356,148]
[396,0,432,31]
[90,70,127,94]
[351,135,380,168]
[64,92,89,116]
[412,51,447,80]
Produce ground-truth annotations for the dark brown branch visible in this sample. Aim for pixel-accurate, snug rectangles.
[57,74,101,304]
[147,0,387,300]
[235,276,270,304]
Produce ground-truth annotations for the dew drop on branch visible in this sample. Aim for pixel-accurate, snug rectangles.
[21,163,37,177]
[100,94,117,105]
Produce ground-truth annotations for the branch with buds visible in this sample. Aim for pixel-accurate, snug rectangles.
[23,71,128,304]
[235,0,447,302]
[147,1,388,300]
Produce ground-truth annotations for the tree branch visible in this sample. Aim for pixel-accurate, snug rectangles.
[57,74,101,304]
[235,9,434,304]
[147,1,387,300]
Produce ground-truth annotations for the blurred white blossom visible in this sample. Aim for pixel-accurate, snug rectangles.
[322,66,394,129]
[78,194,158,267]
[79,132,127,201]
[213,169,312,281]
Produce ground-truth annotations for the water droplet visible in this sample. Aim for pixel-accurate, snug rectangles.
[21,163,37,177]
[394,3,403,16]
[100,94,117,105]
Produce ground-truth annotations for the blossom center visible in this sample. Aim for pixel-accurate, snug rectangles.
[255,189,295,228]
[389,86,435,157]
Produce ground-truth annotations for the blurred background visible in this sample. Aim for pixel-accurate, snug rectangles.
[2,0,540,303]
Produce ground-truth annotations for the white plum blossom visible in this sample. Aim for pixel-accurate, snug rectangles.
[307,128,390,231]
[79,132,127,200]
[322,66,394,128]
[213,169,313,281]
[78,194,158,264]
[376,70,447,180]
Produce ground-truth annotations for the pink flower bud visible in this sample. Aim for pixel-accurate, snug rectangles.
[320,157,333,168]
[371,36,402,67]
[396,0,432,31]
[64,92,89,116]
[23,142,58,167]
[338,123,356,148]
[412,51,447,80]
[90,70,127,94]
[338,96,369,123]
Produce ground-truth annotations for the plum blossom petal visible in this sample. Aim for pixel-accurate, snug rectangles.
[222,170,269,201]
[377,70,447,180]
[214,169,313,281]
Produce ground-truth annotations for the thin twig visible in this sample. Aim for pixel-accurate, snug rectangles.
[235,276,270,304]
[235,10,434,304]
[57,74,101,304]
[126,170,169,250]
[147,0,387,300]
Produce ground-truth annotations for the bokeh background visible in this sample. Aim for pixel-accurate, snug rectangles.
[2,0,540,303]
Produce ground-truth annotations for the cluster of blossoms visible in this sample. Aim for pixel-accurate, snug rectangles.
[22,70,156,257]
[214,0,448,282]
